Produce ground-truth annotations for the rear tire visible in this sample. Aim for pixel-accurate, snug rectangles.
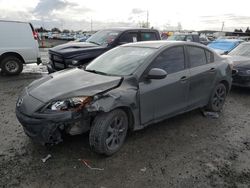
[207,83,227,112]
[89,109,128,156]
[1,56,23,75]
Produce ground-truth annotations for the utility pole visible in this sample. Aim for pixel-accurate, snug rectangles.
[90,18,93,32]
[146,10,149,28]
[221,21,224,32]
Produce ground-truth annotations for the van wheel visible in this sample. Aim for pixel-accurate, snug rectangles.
[1,56,23,75]
[89,109,128,156]
[207,83,227,112]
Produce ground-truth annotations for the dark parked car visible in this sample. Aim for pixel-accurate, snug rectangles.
[47,28,161,73]
[16,41,232,155]
[225,42,250,87]
[207,39,243,55]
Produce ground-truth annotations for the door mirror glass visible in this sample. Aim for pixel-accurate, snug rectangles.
[147,68,167,79]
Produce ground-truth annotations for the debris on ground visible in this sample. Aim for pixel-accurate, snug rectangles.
[79,159,104,171]
[202,111,219,119]
[140,167,147,172]
[190,134,198,138]
[41,154,52,163]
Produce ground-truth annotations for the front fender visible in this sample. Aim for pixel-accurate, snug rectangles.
[86,89,141,131]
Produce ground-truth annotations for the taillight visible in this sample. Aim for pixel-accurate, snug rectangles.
[33,31,38,40]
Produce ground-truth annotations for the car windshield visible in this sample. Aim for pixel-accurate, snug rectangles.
[86,30,121,46]
[85,46,156,76]
[208,41,238,51]
[167,35,186,41]
[229,43,250,57]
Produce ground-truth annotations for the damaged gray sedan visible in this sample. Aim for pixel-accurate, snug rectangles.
[16,41,232,155]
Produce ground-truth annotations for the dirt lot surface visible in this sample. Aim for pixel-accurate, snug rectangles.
[1,70,250,188]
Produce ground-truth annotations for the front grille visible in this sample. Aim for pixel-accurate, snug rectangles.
[53,55,63,62]
[54,62,65,69]
[49,52,66,70]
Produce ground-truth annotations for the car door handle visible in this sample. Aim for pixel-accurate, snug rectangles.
[209,68,216,73]
[180,76,188,82]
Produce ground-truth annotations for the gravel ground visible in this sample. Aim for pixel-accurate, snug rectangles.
[1,67,250,187]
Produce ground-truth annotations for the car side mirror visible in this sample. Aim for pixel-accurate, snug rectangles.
[147,68,167,80]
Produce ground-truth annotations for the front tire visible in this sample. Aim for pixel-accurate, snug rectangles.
[89,109,128,156]
[1,56,23,75]
[207,83,227,112]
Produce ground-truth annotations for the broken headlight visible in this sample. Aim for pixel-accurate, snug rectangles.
[48,96,92,112]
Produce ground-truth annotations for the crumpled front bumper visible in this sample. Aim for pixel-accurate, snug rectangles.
[16,109,84,145]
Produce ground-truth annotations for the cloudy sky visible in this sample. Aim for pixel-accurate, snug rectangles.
[0,0,250,31]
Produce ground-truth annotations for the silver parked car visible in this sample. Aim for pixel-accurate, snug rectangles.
[16,41,232,155]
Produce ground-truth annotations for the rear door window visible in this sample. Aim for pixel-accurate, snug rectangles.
[119,32,138,43]
[187,46,207,67]
[141,32,157,41]
[205,50,214,63]
[151,46,185,74]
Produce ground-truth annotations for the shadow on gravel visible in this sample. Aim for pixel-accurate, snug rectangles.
[231,86,250,95]
[0,72,45,82]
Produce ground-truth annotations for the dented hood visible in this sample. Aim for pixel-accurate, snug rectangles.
[49,42,106,58]
[27,68,122,103]
[52,42,99,51]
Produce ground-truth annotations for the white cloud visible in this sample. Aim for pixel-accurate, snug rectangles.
[0,0,250,31]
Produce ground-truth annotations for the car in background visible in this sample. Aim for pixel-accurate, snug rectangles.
[0,20,41,75]
[199,36,211,45]
[69,36,90,43]
[47,28,161,73]
[166,33,208,44]
[239,36,250,42]
[207,39,243,55]
[225,42,250,87]
[16,41,232,155]
[74,37,88,42]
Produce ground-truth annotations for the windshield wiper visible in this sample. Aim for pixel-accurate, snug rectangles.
[87,41,101,46]
[85,69,109,76]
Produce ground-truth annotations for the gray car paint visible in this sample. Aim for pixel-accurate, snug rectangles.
[139,69,190,124]
[16,41,232,145]
[28,68,122,103]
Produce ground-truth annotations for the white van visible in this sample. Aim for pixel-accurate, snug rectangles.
[0,20,41,75]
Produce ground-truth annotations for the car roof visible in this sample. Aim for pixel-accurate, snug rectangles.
[122,41,205,49]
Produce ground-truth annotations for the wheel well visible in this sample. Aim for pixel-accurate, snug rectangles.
[0,52,25,65]
[220,80,230,93]
[118,106,135,131]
